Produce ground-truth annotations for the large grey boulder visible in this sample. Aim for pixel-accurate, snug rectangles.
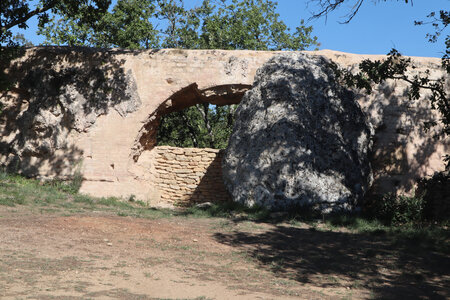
[223,53,373,212]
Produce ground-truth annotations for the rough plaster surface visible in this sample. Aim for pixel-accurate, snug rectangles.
[0,47,448,205]
[223,53,373,211]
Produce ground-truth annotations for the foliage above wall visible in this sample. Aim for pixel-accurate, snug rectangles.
[37,0,319,51]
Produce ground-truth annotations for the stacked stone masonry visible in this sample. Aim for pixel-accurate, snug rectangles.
[153,146,230,205]
[1,48,448,203]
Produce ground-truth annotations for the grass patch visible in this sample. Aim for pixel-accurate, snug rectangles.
[42,173,83,194]
[73,194,95,205]
[324,214,387,232]
[0,172,448,254]
[321,213,450,253]
[181,201,270,220]
[0,172,171,219]
[0,195,25,206]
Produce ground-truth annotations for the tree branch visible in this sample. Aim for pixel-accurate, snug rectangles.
[308,0,412,24]
[1,1,57,32]
[308,0,352,22]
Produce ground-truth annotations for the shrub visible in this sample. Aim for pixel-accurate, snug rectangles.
[367,193,424,225]
[365,172,449,225]
[416,172,450,222]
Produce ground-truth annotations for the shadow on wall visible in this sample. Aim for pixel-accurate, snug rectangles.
[0,47,27,92]
[358,78,443,196]
[0,47,142,179]
[151,146,231,206]
[214,224,450,299]
[223,58,373,209]
[189,152,231,205]
[224,55,447,209]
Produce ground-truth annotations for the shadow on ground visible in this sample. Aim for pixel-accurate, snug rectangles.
[214,224,450,299]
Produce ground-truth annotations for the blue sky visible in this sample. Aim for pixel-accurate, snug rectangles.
[11,0,449,57]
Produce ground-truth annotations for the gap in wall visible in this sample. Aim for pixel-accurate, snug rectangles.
[132,83,251,205]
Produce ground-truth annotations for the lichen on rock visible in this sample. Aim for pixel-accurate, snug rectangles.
[223,53,374,212]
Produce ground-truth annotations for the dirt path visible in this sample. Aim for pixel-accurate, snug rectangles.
[0,208,333,299]
[0,206,448,299]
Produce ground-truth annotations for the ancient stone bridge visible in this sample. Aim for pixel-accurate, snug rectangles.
[0,47,447,205]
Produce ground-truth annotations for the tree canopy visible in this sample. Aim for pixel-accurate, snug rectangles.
[37,0,319,51]
[0,0,110,93]
[0,0,110,46]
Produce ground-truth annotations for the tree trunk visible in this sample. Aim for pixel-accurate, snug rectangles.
[179,111,199,147]
[195,103,215,148]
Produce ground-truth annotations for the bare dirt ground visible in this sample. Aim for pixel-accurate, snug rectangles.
[0,205,449,300]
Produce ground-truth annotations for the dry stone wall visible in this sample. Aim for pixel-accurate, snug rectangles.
[1,47,448,205]
[152,146,230,205]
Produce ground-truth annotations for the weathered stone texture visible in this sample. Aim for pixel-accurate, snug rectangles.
[1,48,141,178]
[223,53,373,211]
[0,47,448,204]
[152,146,230,205]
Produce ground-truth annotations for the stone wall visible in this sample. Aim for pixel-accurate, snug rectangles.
[1,47,448,203]
[152,146,230,205]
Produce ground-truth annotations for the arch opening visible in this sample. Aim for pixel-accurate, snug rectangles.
[130,83,250,206]
[132,83,250,162]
